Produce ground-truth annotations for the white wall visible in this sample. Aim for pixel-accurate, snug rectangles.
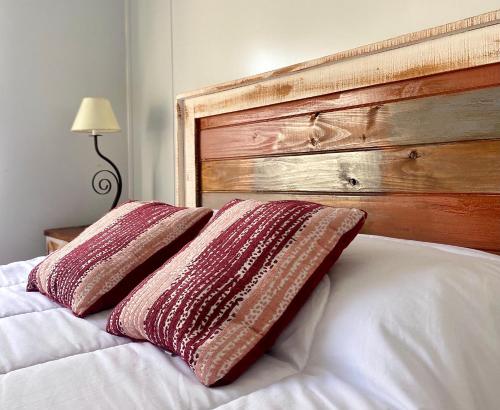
[128,0,500,204]
[0,0,128,263]
[127,0,174,203]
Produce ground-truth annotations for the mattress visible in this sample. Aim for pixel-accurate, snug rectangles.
[1,235,500,409]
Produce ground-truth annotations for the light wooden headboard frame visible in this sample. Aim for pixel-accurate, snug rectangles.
[176,10,500,253]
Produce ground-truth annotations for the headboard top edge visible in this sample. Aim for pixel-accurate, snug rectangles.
[175,9,500,103]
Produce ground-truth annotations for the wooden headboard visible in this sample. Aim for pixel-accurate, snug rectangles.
[175,11,500,253]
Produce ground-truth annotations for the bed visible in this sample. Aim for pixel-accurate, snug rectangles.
[3,235,500,409]
[2,10,500,410]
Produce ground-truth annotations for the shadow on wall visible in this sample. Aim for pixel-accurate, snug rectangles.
[140,104,173,202]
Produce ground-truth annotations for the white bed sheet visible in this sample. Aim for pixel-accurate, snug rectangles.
[1,235,500,410]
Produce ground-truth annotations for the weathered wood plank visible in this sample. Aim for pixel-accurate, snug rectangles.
[175,100,186,205]
[179,10,500,101]
[190,24,500,118]
[200,86,500,160]
[175,102,198,206]
[199,63,500,130]
[201,140,500,193]
[202,192,500,252]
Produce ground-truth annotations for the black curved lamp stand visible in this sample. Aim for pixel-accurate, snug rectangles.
[92,134,122,210]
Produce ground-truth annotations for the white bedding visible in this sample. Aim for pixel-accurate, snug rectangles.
[1,235,500,410]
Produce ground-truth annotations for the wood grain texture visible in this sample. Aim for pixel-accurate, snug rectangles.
[44,226,87,243]
[201,140,500,193]
[175,101,198,206]
[200,63,500,130]
[202,192,500,252]
[200,86,500,160]
[176,13,500,252]
[46,237,69,255]
[177,18,500,207]
[178,10,500,100]
[189,24,500,117]
[175,100,186,206]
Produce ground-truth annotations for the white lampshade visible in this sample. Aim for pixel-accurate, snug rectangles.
[71,97,121,135]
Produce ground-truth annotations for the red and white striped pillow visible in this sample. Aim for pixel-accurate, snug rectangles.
[27,201,213,317]
[107,199,366,386]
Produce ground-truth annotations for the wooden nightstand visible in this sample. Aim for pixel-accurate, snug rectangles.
[44,226,88,254]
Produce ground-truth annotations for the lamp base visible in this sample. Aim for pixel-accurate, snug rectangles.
[92,134,122,211]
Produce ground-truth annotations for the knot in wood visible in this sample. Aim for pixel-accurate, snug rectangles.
[348,178,359,187]
[408,150,419,160]
[309,135,320,147]
[310,112,320,122]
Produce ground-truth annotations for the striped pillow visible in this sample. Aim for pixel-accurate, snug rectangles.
[27,201,213,317]
[107,199,366,386]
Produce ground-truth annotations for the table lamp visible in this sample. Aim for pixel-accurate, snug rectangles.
[71,97,122,210]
